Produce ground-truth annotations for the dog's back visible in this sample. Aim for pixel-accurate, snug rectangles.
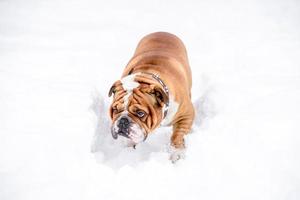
[134,32,188,64]
[126,32,192,90]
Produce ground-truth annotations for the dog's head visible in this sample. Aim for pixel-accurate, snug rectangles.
[108,73,169,145]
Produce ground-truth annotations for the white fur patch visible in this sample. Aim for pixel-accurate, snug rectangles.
[128,123,145,144]
[120,73,140,110]
[161,96,179,126]
[121,73,140,90]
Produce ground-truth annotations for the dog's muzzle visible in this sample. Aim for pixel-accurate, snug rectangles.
[117,116,130,138]
[111,116,146,144]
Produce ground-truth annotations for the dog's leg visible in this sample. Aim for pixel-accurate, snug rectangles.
[169,113,194,163]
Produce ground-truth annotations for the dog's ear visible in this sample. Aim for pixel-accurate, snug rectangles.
[153,86,169,106]
[108,80,122,97]
[108,85,116,97]
[140,85,169,106]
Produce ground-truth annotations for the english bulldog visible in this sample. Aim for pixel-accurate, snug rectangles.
[108,32,195,162]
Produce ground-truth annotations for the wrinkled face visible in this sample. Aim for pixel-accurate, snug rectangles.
[108,73,168,145]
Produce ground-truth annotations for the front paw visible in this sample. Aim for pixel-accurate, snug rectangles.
[169,146,186,163]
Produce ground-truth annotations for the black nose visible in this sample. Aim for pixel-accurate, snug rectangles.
[118,117,130,131]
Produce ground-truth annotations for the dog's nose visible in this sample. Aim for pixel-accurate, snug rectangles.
[118,117,130,131]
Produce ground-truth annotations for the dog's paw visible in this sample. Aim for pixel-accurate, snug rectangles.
[168,146,186,163]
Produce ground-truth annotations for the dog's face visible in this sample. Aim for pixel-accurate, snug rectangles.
[108,73,168,145]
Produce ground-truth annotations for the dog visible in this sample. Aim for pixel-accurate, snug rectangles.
[108,32,194,162]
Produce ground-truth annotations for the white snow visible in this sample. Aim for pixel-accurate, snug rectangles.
[1,0,300,200]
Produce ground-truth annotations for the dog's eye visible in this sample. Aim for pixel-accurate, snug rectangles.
[136,110,146,118]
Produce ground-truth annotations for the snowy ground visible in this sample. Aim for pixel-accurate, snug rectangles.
[1,0,300,199]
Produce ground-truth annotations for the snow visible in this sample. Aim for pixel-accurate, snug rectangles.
[1,0,300,199]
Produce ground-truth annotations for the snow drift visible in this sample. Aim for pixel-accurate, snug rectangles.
[0,0,300,200]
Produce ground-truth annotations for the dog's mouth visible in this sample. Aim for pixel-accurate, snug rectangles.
[111,117,146,144]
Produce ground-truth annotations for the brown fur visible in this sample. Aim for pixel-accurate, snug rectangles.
[110,32,194,149]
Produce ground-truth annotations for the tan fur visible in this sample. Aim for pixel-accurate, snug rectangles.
[111,32,194,149]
